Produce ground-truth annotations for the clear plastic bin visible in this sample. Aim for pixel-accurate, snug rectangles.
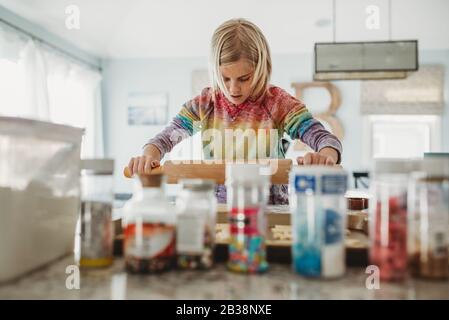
[369,159,420,282]
[0,117,83,283]
[408,156,449,279]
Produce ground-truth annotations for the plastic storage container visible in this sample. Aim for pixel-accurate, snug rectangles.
[226,163,270,273]
[75,159,114,268]
[290,166,348,278]
[176,179,217,269]
[369,159,420,282]
[408,156,449,279]
[0,117,83,283]
[122,173,176,273]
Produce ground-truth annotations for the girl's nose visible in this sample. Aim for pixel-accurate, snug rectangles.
[229,80,240,94]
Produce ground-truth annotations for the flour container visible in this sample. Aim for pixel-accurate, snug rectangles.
[0,117,83,282]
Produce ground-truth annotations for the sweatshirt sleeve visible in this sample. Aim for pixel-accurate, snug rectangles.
[145,88,213,158]
[273,88,343,163]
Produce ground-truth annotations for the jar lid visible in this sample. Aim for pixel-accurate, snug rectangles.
[344,189,371,199]
[139,173,164,188]
[225,163,271,185]
[180,179,215,191]
[424,152,449,158]
[374,159,421,174]
[423,156,449,177]
[347,197,369,210]
[81,159,114,175]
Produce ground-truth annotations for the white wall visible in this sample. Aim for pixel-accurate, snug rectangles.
[102,57,207,193]
[102,50,449,193]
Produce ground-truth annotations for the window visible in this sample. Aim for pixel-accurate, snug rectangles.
[0,23,103,158]
[362,115,441,165]
[361,65,444,165]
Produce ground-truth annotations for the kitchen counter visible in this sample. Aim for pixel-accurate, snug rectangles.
[1,255,448,299]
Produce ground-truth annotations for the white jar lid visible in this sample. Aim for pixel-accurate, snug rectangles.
[423,156,449,177]
[374,159,422,174]
[344,189,372,199]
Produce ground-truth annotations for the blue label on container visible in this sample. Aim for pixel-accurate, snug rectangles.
[321,175,347,194]
[293,244,321,277]
[294,175,316,193]
[324,209,343,244]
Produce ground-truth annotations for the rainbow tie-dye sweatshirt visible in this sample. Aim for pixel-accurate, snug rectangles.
[147,85,342,204]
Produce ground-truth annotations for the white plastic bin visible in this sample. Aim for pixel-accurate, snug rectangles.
[0,117,83,283]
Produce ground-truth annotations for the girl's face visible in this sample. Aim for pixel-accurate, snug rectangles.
[220,58,254,105]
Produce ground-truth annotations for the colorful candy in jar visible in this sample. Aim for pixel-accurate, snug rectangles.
[371,194,408,281]
[225,164,270,274]
[227,207,268,273]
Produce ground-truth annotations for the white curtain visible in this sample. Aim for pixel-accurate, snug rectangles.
[21,40,50,120]
[44,50,104,157]
[0,22,104,158]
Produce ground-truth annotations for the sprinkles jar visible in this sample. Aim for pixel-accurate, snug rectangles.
[225,163,270,274]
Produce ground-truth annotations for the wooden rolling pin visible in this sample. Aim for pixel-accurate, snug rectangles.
[124,159,294,184]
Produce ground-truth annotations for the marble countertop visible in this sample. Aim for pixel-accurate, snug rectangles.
[1,255,448,299]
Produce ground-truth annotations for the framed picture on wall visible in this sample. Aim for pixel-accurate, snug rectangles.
[127,92,168,126]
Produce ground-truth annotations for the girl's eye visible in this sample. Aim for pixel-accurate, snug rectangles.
[240,78,250,82]
[224,78,230,82]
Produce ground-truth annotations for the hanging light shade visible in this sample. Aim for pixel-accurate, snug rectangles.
[313,40,418,80]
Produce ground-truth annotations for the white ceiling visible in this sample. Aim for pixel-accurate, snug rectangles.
[1,0,448,59]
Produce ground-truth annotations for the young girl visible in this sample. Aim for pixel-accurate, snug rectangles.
[127,18,342,204]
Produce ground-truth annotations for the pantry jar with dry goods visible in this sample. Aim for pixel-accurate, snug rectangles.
[408,156,449,279]
[176,179,217,269]
[226,163,270,274]
[369,159,420,282]
[76,159,114,268]
[122,173,176,273]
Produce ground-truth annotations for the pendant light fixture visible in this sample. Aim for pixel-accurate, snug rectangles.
[313,0,418,80]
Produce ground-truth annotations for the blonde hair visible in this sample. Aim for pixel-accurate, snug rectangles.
[209,18,272,101]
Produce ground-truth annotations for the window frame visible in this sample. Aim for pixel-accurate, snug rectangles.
[362,114,442,166]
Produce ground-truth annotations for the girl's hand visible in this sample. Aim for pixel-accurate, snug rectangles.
[296,147,339,166]
[126,144,161,176]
